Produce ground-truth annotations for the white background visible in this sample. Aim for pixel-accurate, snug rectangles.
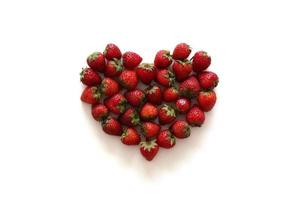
[0,0,300,199]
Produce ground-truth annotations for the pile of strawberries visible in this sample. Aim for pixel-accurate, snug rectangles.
[80,43,218,161]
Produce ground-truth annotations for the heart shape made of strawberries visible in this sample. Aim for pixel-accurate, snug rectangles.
[80,43,218,161]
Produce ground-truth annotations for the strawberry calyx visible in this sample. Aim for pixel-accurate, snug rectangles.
[162,50,172,61]
[140,140,158,152]
[112,59,123,72]
[131,110,140,126]
[91,86,101,101]
[88,52,100,61]
[138,63,155,71]
[147,85,159,94]
[117,99,127,113]
[161,104,176,117]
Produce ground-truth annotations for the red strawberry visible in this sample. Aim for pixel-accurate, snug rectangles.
[100,77,120,97]
[192,51,211,73]
[104,59,123,77]
[172,43,191,60]
[119,70,138,91]
[156,69,175,87]
[158,104,176,125]
[198,71,219,90]
[140,103,158,121]
[163,87,179,102]
[172,60,192,82]
[154,50,172,69]
[104,93,127,114]
[170,120,191,139]
[81,86,101,104]
[102,116,122,136]
[140,140,159,161]
[91,104,108,121]
[197,90,217,112]
[157,130,176,149]
[141,122,161,138]
[125,89,145,107]
[179,76,200,98]
[119,108,140,127]
[186,105,205,126]
[87,52,106,72]
[136,63,157,85]
[175,98,191,113]
[122,51,142,70]
[80,68,102,86]
[103,43,122,60]
[145,85,162,105]
[121,127,141,145]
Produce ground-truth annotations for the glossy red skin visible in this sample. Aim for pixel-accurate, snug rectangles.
[156,69,173,87]
[192,51,211,73]
[81,86,100,104]
[136,65,157,85]
[104,60,122,77]
[119,108,139,127]
[142,122,161,138]
[121,128,141,145]
[125,89,145,107]
[101,78,120,97]
[119,70,138,91]
[170,120,191,139]
[172,61,192,82]
[186,106,205,126]
[80,68,102,86]
[140,143,159,161]
[175,98,191,113]
[102,117,122,136]
[197,91,217,112]
[104,94,127,114]
[172,43,191,60]
[146,86,162,105]
[179,76,201,98]
[157,130,176,148]
[154,50,172,69]
[163,87,179,102]
[91,104,108,121]
[198,71,219,90]
[122,51,142,70]
[140,103,158,121]
[158,107,176,125]
[104,43,122,60]
[87,52,106,72]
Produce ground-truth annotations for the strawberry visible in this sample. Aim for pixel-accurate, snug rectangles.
[157,130,176,149]
[87,52,106,72]
[125,89,145,107]
[192,51,211,73]
[186,105,205,126]
[121,127,141,145]
[175,98,191,113]
[156,69,175,87]
[119,70,138,91]
[154,50,172,69]
[163,87,179,102]
[179,76,200,98]
[145,85,162,105]
[140,103,158,121]
[158,104,176,125]
[104,93,127,114]
[198,71,219,90]
[136,63,157,85]
[80,68,102,86]
[140,140,159,161]
[141,122,161,138]
[100,77,120,97]
[119,108,140,127]
[81,86,101,104]
[170,120,191,139]
[103,43,122,60]
[197,90,217,112]
[102,116,122,136]
[172,60,192,82]
[172,43,191,60]
[104,59,123,77]
[91,104,108,121]
[122,51,142,70]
